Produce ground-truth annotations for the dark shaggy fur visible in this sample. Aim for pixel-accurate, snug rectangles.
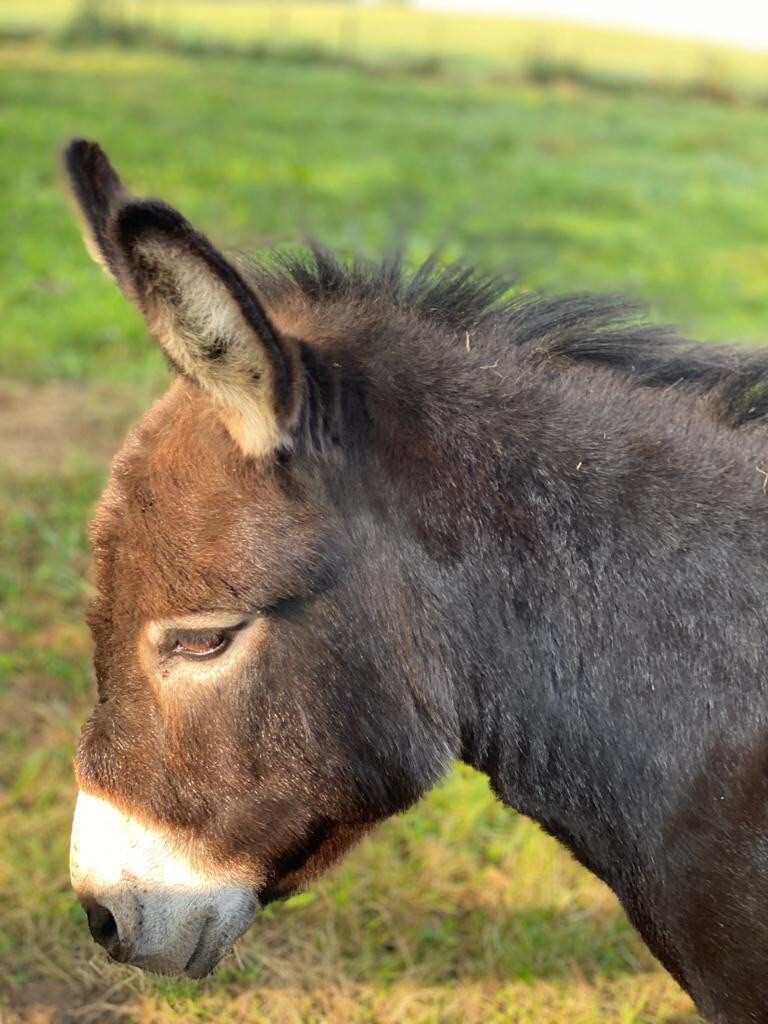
[249,244,768,429]
[67,140,768,1022]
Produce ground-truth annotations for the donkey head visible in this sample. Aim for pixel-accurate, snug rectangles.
[66,141,459,977]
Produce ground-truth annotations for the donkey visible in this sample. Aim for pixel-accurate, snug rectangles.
[65,139,768,1023]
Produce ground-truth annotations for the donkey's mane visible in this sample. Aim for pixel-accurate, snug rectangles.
[249,246,768,429]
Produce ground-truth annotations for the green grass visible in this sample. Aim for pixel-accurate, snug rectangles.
[2,37,768,388]
[3,10,768,1022]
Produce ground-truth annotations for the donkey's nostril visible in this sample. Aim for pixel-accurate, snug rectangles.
[86,904,119,952]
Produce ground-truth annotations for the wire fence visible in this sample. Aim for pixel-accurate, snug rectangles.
[3,0,767,104]
[2,1,462,62]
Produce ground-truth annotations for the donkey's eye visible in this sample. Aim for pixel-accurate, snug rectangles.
[170,631,230,659]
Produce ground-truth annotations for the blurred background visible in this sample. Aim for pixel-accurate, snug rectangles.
[2,2,768,1022]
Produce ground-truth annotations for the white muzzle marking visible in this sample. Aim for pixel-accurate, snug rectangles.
[70,790,259,977]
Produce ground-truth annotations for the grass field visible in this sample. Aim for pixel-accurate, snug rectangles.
[2,5,768,1022]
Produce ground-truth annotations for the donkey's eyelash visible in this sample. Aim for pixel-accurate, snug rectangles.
[161,628,237,661]
[152,613,263,665]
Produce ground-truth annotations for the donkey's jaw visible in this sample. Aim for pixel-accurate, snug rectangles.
[70,790,260,977]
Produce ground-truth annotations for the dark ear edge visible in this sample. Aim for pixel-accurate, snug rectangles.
[64,138,128,275]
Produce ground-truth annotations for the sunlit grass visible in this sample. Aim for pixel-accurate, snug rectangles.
[2,40,768,388]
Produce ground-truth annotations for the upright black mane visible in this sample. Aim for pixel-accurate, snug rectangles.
[249,246,768,429]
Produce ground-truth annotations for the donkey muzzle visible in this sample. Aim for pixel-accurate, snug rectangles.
[70,790,259,977]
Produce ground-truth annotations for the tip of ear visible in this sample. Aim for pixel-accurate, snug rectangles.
[63,137,103,167]
[63,138,126,217]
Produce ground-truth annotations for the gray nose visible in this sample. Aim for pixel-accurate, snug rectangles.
[86,903,124,959]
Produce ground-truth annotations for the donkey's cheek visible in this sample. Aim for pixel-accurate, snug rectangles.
[70,790,261,977]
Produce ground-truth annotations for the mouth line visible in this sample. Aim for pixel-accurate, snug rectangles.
[184,916,213,977]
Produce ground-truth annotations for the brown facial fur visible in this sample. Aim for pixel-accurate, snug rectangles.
[77,379,356,889]
[88,380,322,620]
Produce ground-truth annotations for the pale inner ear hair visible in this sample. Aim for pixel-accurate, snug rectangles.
[135,235,289,459]
[80,216,113,273]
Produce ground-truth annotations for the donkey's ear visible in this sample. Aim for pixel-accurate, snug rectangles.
[64,139,299,459]
[64,138,128,275]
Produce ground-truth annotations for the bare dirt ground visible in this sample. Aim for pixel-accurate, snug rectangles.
[0,379,149,476]
[3,971,136,1024]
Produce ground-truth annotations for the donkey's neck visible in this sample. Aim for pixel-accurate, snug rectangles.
[374,361,766,894]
